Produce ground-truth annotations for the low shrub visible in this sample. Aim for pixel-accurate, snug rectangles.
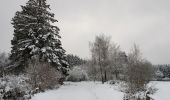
[0,75,31,100]
[26,59,63,91]
[67,66,88,82]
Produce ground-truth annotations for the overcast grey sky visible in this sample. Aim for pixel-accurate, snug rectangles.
[0,0,170,64]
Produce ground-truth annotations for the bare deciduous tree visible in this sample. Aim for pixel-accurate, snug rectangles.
[89,35,128,82]
[108,43,127,80]
[86,60,100,81]
[125,44,153,95]
[90,34,111,83]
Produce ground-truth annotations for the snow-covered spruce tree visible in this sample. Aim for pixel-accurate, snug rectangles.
[10,0,69,75]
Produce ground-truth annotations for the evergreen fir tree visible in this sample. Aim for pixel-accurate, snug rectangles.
[10,0,69,75]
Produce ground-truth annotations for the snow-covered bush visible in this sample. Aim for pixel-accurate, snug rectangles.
[119,81,157,100]
[155,69,164,81]
[153,65,170,81]
[0,52,10,77]
[26,59,63,91]
[85,61,104,81]
[154,65,170,81]
[108,80,123,85]
[67,66,89,82]
[0,60,64,100]
[0,75,31,100]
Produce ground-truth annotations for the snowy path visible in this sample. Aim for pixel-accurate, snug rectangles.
[31,82,124,100]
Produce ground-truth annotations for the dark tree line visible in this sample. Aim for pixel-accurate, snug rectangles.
[155,64,170,79]
[66,54,86,68]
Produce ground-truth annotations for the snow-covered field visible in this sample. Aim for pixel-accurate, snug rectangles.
[31,82,124,100]
[149,81,170,100]
[31,81,170,100]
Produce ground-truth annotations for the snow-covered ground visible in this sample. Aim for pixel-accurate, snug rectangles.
[31,82,124,100]
[150,81,170,100]
[31,81,170,100]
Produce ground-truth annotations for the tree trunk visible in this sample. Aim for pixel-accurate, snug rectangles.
[100,66,104,84]
[115,71,119,80]
[104,70,107,82]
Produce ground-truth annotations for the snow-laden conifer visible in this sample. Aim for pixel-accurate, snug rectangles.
[10,0,69,75]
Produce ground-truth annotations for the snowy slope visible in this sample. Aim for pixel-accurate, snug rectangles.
[31,82,124,100]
